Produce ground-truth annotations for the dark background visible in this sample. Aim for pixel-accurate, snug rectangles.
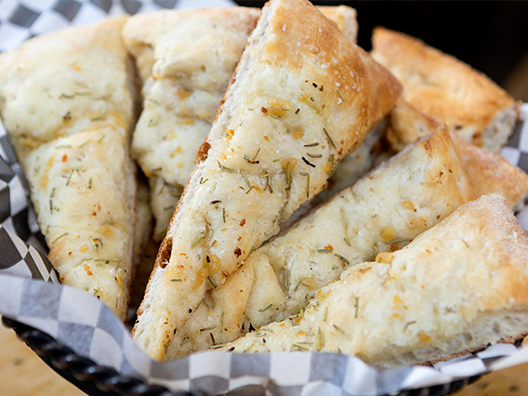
[234,1,528,93]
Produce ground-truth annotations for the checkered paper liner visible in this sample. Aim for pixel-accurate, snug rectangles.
[1,1,528,395]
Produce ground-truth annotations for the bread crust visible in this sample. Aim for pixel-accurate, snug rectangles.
[132,0,401,360]
[222,193,528,369]
[371,27,520,151]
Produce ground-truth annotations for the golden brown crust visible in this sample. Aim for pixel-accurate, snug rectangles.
[372,27,519,150]
[452,133,528,210]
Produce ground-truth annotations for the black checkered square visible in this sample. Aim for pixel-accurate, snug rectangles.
[53,0,82,21]
[9,4,40,28]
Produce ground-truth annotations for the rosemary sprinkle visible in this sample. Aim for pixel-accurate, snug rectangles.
[259,303,273,312]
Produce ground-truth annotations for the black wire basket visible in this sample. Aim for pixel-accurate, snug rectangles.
[2,316,482,396]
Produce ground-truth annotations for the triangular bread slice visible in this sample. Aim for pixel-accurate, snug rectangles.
[122,6,359,240]
[386,101,528,211]
[25,129,135,321]
[0,16,137,321]
[132,0,401,361]
[222,193,528,369]
[165,127,475,358]
[371,27,519,152]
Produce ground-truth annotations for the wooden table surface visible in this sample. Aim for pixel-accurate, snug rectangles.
[1,318,528,396]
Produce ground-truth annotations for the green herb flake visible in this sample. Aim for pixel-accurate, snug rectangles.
[344,237,351,246]
[90,236,99,252]
[372,214,377,218]
[94,258,120,262]
[200,324,217,332]
[171,278,183,282]
[88,178,92,189]
[323,128,336,149]
[404,321,417,333]
[317,327,323,351]
[200,177,208,184]
[218,161,234,173]
[333,324,344,334]
[337,90,346,101]
[51,232,69,245]
[50,187,56,198]
[334,253,350,266]
[292,343,309,351]
[270,114,281,120]
[259,303,272,312]
[191,233,207,248]
[97,134,105,143]
[293,280,302,293]
[306,153,322,158]
[318,248,332,253]
[388,238,412,244]
[241,171,251,189]
[91,116,105,122]
[181,337,189,346]
[148,113,160,127]
[354,296,359,318]
[323,307,328,322]
[65,169,74,186]
[222,207,226,223]
[210,344,226,350]
[208,275,217,288]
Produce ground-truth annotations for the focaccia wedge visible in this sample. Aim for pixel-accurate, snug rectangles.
[165,127,475,358]
[132,0,401,361]
[371,27,520,152]
[386,101,528,211]
[123,6,359,240]
[0,16,137,321]
[222,193,528,369]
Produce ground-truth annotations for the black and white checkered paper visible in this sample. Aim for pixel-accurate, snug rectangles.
[1,1,528,395]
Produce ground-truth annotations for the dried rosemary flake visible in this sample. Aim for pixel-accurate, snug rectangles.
[270,114,281,120]
[306,153,322,158]
[388,238,412,244]
[88,178,92,189]
[317,328,323,351]
[94,258,120,262]
[259,303,273,312]
[241,171,251,189]
[217,161,234,173]
[49,199,53,213]
[191,233,207,248]
[359,267,372,273]
[200,324,217,331]
[220,312,225,324]
[337,90,346,101]
[333,324,344,334]
[171,279,183,282]
[318,249,332,253]
[304,142,319,147]
[181,337,189,346]
[51,232,69,244]
[89,236,99,252]
[293,280,302,292]
[91,116,105,122]
[79,140,91,148]
[404,321,417,333]
[97,134,105,143]
[354,296,359,318]
[222,207,226,223]
[270,176,275,193]
[344,237,351,246]
[50,187,56,198]
[295,108,300,114]
[292,343,309,351]
[200,177,208,184]
[245,186,253,194]
[148,114,160,127]
[334,253,350,266]
[323,307,328,322]
[65,169,74,186]
[372,214,377,218]
[253,148,261,160]
[210,333,216,345]
[323,128,336,148]
[210,344,226,350]
[302,157,316,167]
[208,276,217,288]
